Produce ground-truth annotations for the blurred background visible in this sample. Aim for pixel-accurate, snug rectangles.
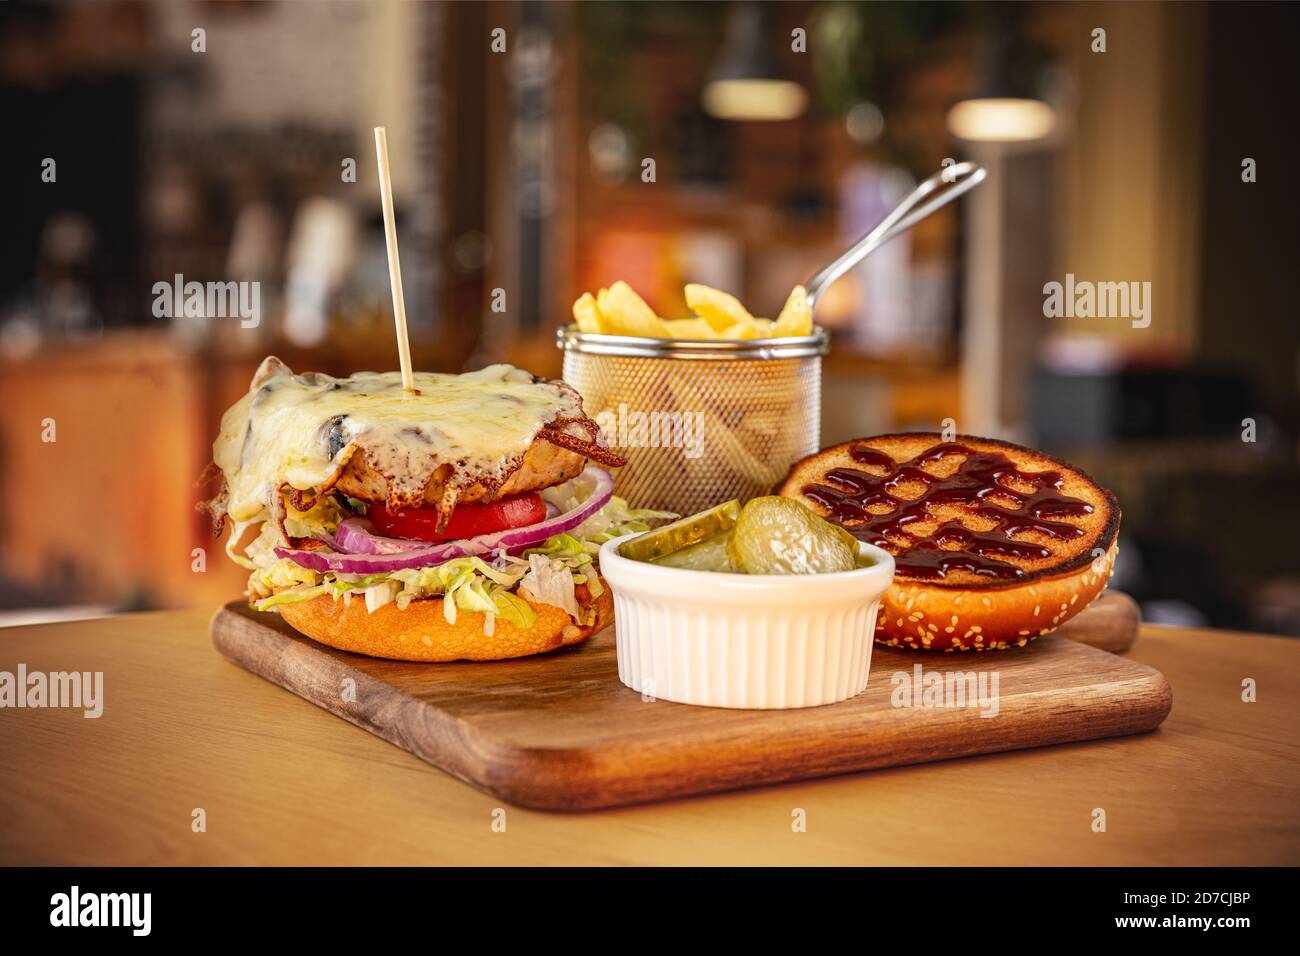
[0,0,1296,635]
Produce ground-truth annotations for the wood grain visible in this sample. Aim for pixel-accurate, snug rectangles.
[1,609,1296,864]
[210,598,1168,810]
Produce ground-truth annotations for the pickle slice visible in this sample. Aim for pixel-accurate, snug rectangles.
[727,496,859,575]
[654,531,735,572]
[618,499,741,564]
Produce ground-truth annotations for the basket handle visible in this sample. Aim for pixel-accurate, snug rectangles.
[805,161,987,313]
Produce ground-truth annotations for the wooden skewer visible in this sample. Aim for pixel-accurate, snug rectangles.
[374,126,415,392]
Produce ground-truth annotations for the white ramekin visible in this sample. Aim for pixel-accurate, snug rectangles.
[598,534,896,709]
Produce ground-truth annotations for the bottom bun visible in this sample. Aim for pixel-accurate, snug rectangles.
[876,542,1118,652]
[279,580,613,662]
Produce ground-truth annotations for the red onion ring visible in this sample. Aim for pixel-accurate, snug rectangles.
[333,520,420,555]
[275,467,613,575]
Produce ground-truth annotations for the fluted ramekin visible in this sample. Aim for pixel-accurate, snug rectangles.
[598,534,896,709]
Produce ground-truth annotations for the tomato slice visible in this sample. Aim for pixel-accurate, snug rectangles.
[368,492,547,542]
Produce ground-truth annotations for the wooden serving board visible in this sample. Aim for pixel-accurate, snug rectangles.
[210,592,1169,811]
[1053,591,1141,652]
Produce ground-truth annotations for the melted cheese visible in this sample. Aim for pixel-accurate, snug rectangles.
[214,359,583,524]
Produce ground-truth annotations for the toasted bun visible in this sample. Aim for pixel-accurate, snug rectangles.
[279,580,613,662]
[871,540,1119,651]
[779,433,1121,651]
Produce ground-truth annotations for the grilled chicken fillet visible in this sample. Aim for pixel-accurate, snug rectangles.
[202,356,623,537]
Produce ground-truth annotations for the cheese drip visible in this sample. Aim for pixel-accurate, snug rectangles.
[213,358,585,524]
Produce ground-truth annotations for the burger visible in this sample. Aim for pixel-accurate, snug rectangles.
[201,356,669,661]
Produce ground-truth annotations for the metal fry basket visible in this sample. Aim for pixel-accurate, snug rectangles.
[558,326,829,516]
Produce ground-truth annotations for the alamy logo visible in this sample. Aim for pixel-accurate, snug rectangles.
[890,663,1000,718]
[50,886,151,936]
[1043,273,1151,329]
[0,664,103,718]
[595,404,706,459]
[151,274,260,328]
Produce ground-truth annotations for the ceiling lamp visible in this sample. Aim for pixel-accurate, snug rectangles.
[947,98,1055,142]
[947,14,1056,143]
[702,3,807,122]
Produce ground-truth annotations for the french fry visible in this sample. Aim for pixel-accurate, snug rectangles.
[737,403,788,443]
[574,280,810,339]
[666,374,784,489]
[773,284,813,337]
[665,317,719,339]
[720,318,774,340]
[685,283,755,334]
[603,280,672,338]
[572,292,606,333]
[721,321,759,340]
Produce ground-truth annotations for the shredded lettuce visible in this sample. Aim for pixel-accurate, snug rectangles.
[525,532,593,561]
[395,557,538,629]
[550,490,676,546]
[522,534,604,599]
[364,579,400,613]
[249,555,320,597]
[519,554,581,621]
[282,494,343,540]
[326,571,393,596]
[252,583,328,611]
[228,491,344,572]
[487,587,538,630]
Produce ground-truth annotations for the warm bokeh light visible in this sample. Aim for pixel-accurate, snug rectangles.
[946,97,1056,142]
[702,78,808,121]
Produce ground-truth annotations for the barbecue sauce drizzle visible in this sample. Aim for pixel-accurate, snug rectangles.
[801,442,1093,581]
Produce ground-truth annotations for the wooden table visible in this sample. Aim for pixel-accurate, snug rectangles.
[2,609,1297,865]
